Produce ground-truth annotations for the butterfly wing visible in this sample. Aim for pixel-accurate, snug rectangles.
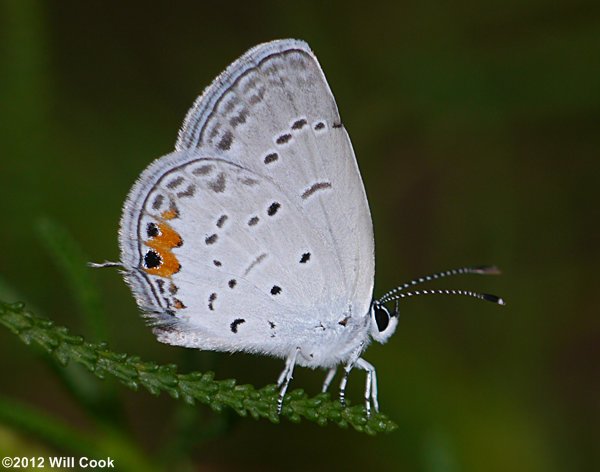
[119,40,374,362]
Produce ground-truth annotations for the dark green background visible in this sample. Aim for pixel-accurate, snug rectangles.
[1,1,598,470]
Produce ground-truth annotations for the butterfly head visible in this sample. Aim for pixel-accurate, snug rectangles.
[368,300,399,344]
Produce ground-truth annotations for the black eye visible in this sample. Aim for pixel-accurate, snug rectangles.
[374,304,390,332]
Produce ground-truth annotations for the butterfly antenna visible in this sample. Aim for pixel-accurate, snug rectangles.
[383,289,505,306]
[378,265,500,303]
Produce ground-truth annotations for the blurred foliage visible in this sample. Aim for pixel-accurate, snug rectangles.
[1,0,599,471]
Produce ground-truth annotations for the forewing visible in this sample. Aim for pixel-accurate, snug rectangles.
[177,39,374,317]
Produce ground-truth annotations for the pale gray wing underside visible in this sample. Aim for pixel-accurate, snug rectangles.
[118,40,374,357]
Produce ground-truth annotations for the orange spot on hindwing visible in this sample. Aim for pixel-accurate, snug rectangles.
[161,208,178,220]
[143,220,182,277]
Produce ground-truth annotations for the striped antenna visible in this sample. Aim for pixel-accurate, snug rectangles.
[381,288,505,306]
[378,265,500,304]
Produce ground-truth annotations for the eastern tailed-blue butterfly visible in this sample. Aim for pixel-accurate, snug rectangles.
[93,39,504,415]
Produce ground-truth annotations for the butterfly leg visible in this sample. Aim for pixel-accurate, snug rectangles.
[339,342,365,408]
[355,358,379,416]
[338,363,354,408]
[321,367,337,393]
[276,347,300,414]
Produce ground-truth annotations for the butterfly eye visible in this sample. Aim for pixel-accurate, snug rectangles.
[369,301,399,344]
[374,304,390,332]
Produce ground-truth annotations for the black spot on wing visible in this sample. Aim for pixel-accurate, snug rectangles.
[144,251,161,269]
[230,318,245,333]
[264,152,278,164]
[270,285,282,295]
[267,202,280,216]
[301,182,332,199]
[276,133,292,145]
[291,118,307,130]
[208,293,217,311]
[216,215,228,228]
[146,222,159,238]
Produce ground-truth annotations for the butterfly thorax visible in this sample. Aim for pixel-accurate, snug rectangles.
[268,309,372,369]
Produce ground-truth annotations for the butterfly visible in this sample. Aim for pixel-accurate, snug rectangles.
[92,39,504,416]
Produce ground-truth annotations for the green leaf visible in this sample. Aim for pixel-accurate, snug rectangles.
[0,301,397,434]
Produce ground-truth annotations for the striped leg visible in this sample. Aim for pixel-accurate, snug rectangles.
[276,347,300,414]
[339,342,365,408]
[339,364,352,408]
